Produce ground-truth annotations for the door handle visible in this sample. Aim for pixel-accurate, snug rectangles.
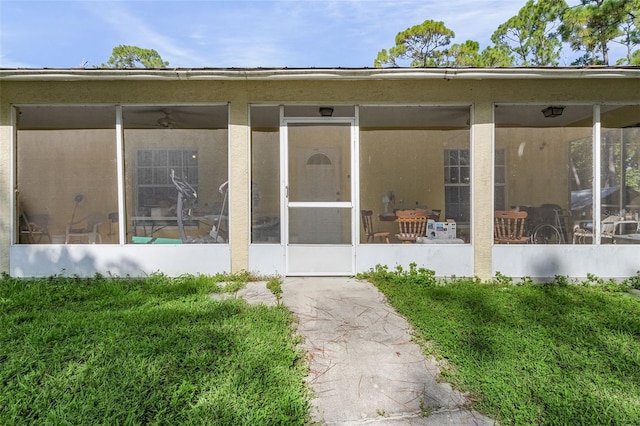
[285,185,289,199]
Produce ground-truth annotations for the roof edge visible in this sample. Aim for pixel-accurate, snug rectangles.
[1,66,639,81]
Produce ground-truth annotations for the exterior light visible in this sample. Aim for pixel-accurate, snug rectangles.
[319,107,334,117]
[542,106,564,118]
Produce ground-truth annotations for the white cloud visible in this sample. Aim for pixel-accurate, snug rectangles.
[0,54,34,68]
[0,0,621,68]
[81,1,210,67]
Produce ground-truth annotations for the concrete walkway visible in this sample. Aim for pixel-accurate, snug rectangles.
[222,277,496,425]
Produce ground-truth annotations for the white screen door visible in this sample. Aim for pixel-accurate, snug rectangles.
[284,120,355,275]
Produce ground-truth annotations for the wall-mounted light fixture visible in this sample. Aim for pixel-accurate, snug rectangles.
[319,107,334,117]
[541,106,565,118]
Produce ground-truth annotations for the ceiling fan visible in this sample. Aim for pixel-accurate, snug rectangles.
[124,106,216,129]
[156,109,175,128]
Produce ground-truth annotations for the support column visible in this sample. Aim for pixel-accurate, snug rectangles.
[228,101,250,273]
[472,102,494,280]
[0,103,14,273]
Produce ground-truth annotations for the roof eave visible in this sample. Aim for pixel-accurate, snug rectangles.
[1,66,639,81]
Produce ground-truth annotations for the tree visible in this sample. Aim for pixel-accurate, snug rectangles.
[614,0,640,65]
[491,0,567,66]
[444,40,483,66]
[374,20,454,67]
[443,40,514,67]
[374,1,636,68]
[479,46,516,67]
[101,45,169,68]
[560,0,632,65]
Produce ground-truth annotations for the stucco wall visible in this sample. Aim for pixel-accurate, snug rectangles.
[1,71,639,278]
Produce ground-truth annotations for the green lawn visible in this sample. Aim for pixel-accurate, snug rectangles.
[0,273,309,425]
[360,266,640,426]
[4,269,640,426]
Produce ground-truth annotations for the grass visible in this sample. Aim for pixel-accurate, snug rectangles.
[4,268,640,425]
[359,265,640,426]
[0,273,309,425]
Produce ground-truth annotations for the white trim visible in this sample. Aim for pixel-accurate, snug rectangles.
[115,105,125,245]
[280,106,288,272]
[493,245,640,279]
[593,104,602,244]
[353,105,360,263]
[225,102,232,259]
[10,245,231,278]
[10,105,17,245]
[288,202,352,208]
[3,67,640,82]
[357,244,474,276]
[282,116,356,275]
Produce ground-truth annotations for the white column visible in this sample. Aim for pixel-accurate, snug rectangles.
[472,101,494,280]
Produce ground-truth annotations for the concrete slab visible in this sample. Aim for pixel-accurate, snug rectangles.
[209,281,278,307]
[281,277,495,425]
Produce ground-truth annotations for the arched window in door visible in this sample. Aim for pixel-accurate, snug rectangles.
[307,153,332,165]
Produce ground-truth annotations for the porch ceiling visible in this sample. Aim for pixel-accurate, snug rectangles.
[13,103,638,131]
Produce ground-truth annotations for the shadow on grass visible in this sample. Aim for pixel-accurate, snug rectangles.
[367,275,640,425]
[0,277,309,425]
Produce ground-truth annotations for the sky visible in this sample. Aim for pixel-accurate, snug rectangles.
[0,0,604,69]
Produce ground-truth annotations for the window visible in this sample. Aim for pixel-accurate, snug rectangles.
[444,149,470,223]
[136,149,198,215]
[443,148,506,222]
[495,149,506,210]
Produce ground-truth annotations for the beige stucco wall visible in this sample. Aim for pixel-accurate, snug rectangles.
[496,127,593,209]
[1,71,639,278]
[229,99,250,273]
[359,129,470,238]
[472,102,494,280]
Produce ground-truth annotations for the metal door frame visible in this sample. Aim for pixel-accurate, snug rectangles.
[280,107,358,275]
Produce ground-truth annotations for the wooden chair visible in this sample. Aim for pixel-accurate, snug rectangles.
[395,210,427,243]
[360,210,389,243]
[494,210,529,244]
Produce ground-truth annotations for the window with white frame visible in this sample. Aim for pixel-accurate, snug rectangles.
[444,149,471,223]
[444,148,506,221]
[494,149,506,210]
[136,149,198,215]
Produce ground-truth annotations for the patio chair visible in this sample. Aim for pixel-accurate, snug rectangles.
[106,211,119,243]
[66,213,105,244]
[573,215,625,244]
[494,210,529,244]
[361,210,389,243]
[395,209,427,243]
[19,207,51,244]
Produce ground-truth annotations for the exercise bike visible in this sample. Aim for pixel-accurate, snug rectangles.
[170,169,225,243]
